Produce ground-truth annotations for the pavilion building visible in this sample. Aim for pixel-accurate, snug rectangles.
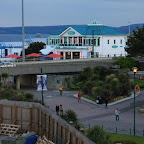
[46,22,128,59]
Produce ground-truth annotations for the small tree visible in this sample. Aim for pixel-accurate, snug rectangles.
[87,125,111,144]
[114,57,139,69]
[1,72,9,87]
[61,109,78,124]
[125,25,144,57]
[80,67,93,81]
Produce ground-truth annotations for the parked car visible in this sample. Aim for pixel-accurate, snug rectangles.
[0,62,16,68]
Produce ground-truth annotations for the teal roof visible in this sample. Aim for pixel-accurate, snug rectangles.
[52,25,126,36]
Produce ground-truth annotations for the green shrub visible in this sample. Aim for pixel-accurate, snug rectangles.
[82,94,96,101]
[87,125,111,144]
[90,74,100,81]
[61,109,78,124]
[114,57,140,69]
[24,93,34,101]
[92,86,102,97]
[111,140,138,144]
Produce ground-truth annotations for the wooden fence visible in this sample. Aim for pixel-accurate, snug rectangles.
[0,100,95,144]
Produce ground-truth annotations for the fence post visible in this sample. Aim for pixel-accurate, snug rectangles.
[116,127,117,134]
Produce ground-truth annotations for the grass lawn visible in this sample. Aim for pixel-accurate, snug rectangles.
[135,80,144,88]
[110,133,144,144]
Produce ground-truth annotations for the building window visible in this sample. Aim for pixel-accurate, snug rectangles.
[97,37,100,46]
[84,39,86,45]
[61,38,63,44]
[86,39,88,45]
[69,37,72,45]
[64,37,67,44]
[74,37,77,44]
[79,37,82,46]
[114,40,116,44]
[108,40,109,44]
[120,39,122,44]
[53,39,55,45]
[89,39,91,46]
[14,52,18,55]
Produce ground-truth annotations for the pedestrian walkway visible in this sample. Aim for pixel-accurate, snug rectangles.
[24,89,144,135]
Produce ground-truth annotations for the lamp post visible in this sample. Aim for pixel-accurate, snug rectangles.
[41,68,44,105]
[132,67,138,136]
[22,0,25,62]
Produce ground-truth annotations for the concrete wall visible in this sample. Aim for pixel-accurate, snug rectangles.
[0,100,95,144]
[19,74,78,90]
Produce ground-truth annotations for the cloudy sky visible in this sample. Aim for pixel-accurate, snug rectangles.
[1,0,144,27]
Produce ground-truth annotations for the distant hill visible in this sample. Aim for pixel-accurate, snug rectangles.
[0,24,143,35]
[112,24,144,34]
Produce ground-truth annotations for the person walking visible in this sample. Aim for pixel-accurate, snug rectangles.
[59,86,64,95]
[56,105,59,115]
[115,108,120,121]
[105,99,108,109]
[78,92,82,103]
[60,104,63,115]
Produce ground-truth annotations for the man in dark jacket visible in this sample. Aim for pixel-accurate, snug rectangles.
[56,105,59,115]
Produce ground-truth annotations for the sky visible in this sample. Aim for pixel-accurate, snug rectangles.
[0,0,144,27]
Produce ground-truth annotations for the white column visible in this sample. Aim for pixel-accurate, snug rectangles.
[71,52,73,59]
[82,37,84,46]
[63,52,66,59]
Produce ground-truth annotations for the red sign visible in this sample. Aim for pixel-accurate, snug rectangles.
[135,85,140,94]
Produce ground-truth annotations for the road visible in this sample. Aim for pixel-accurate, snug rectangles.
[24,89,144,136]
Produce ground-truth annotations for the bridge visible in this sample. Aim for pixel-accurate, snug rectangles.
[0,58,114,75]
[0,58,115,89]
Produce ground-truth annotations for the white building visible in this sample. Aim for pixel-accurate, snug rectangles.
[0,38,47,58]
[45,22,128,59]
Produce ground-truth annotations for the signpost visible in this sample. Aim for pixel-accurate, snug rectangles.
[36,68,47,105]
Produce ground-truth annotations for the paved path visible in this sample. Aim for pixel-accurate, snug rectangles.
[24,89,144,135]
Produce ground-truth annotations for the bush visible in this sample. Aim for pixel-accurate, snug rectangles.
[87,125,111,144]
[114,57,140,69]
[24,93,34,101]
[90,74,100,81]
[82,94,96,101]
[61,109,78,124]
[111,140,138,144]
[92,86,102,97]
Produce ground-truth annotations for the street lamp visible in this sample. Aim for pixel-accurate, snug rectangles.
[132,67,138,136]
[22,0,25,62]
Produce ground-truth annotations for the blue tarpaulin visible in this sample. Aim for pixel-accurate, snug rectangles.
[24,135,37,144]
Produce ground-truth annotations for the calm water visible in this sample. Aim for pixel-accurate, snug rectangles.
[0,34,49,42]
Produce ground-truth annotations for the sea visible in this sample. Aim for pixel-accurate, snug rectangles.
[0,34,49,42]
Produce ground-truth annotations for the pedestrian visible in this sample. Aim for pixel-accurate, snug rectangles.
[105,99,108,109]
[78,92,82,103]
[59,86,64,95]
[115,108,120,121]
[56,105,59,115]
[60,104,63,115]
